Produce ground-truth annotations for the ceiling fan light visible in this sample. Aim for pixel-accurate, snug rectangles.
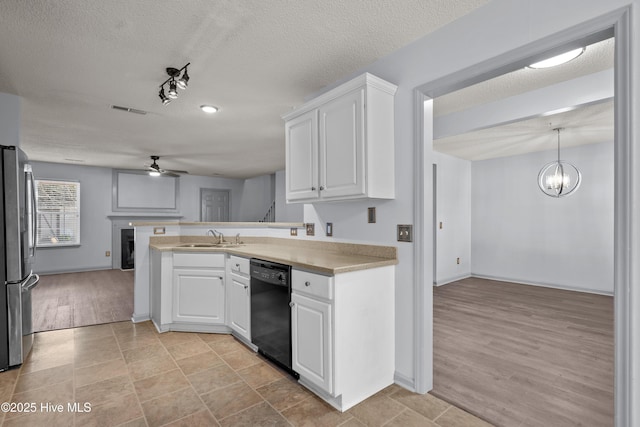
[200,105,218,114]
[528,47,585,69]
[149,170,161,177]
[168,80,178,99]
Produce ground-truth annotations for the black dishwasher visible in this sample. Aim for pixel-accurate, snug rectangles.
[250,259,297,377]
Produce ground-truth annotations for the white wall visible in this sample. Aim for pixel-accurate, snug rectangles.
[30,161,267,273]
[275,170,303,222]
[0,92,20,147]
[434,152,471,285]
[237,173,275,221]
[471,141,614,294]
[31,162,113,274]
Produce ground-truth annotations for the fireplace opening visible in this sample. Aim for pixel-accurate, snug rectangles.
[121,228,135,270]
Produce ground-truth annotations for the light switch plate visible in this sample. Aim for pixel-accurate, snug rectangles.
[305,223,315,236]
[397,224,413,242]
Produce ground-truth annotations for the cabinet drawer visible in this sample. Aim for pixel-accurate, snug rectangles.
[292,269,333,300]
[173,252,225,268]
[228,255,250,276]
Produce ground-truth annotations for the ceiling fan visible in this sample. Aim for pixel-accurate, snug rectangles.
[145,155,189,177]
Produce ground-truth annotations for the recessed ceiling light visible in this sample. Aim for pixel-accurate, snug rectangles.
[528,47,585,69]
[200,105,219,114]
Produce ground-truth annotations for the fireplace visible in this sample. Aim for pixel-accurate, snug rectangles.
[121,229,135,270]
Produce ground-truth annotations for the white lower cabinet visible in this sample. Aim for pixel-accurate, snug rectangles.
[291,292,332,393]
[227,255,251,341]
[172,268,225,324]
[291,266,395,412]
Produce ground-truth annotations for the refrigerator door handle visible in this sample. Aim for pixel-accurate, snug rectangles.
[22,274,40,292]
[28,170,37,257]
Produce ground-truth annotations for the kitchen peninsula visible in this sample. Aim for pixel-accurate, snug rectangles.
[135,221,397,412]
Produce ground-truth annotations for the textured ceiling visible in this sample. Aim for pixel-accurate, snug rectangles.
[0,0,489,178]
[433,38,615,160]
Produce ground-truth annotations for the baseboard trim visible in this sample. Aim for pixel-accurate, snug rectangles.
[434,273,471,287]
[470,274,614,296]
[131,314,150,323]
[35,266,119,275]
[394,371,416,392]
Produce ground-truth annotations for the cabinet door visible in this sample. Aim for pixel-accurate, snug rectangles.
[173,269,225,324]
[286,109,319,201]
[291,293,333,394]
[318,88,365,199]
[228,274,250,340]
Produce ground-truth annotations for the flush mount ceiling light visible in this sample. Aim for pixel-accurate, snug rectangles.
[200,105,219,114]
[158,62,190,105]
[528,47,585,69]
[537,128,582,198]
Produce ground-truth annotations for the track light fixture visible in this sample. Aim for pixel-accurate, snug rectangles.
[158,62,190,105]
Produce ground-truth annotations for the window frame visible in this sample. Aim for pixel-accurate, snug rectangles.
[35,179,81,248]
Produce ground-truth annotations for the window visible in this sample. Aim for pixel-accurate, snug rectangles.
[35,180,80,247]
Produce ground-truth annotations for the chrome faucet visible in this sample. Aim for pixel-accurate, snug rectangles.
[206,229,223,244]
[235,233,240,245]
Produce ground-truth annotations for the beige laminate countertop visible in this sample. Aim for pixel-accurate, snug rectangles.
[149,236,397,275]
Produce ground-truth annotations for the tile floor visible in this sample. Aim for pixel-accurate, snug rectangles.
[0,321,492,426]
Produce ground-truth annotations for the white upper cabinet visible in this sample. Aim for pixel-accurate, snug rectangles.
[283,73,397,203]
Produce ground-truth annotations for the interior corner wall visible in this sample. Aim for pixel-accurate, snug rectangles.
[471,141,614,294]
[237,173,276,221]
[274,170,303,222]
[434,152,471,285]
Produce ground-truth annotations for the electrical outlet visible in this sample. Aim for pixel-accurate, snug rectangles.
[368,207,376,223]
[290,228,298,236]
[397,224,413,242]
[305,223,315,236]
[153,227,165,235]
[105,251,111,257]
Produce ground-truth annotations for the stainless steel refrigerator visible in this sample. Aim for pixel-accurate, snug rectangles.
[1,145,38,371]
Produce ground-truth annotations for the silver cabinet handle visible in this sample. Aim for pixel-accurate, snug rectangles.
[311,186,316,191]
[305,281,311,287]
[243,284,248,289]
[235,263,240,268]
[319,186,325,190]
[289,301,295,307]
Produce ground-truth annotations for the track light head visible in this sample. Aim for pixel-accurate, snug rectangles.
[158,88,171,105]
[177,67,189,90]
[167,79,178,99]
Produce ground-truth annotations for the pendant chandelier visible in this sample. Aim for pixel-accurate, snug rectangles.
[537,128,581,198]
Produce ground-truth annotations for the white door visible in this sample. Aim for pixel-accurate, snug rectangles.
[291,292,332,394]
[173,269,225,324]
[200,189,230,222]
[229,274,250,340]
[286,109,319,201]
[318,88,365,199]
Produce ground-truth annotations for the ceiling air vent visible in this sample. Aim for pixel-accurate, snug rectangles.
[110,105,147,115]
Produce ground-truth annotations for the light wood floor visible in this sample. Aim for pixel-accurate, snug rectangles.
[433,277,614,427]
[31,269,134,333]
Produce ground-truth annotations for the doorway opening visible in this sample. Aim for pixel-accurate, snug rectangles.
[412,11,633,426]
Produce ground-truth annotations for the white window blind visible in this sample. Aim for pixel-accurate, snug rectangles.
[35,180,80,247]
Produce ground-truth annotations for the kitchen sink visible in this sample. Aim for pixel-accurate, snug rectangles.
[177,243,243,248]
